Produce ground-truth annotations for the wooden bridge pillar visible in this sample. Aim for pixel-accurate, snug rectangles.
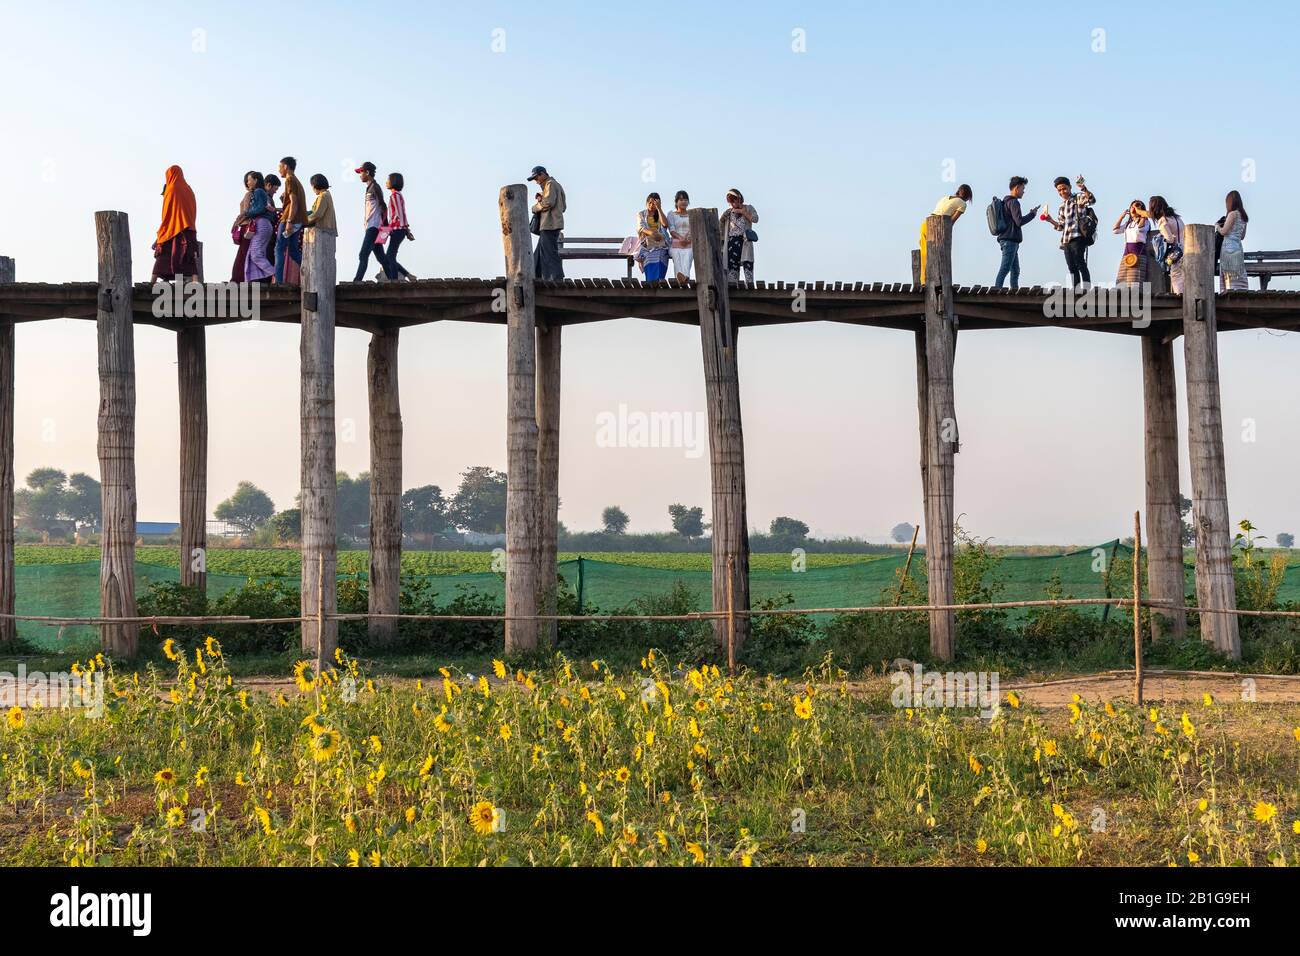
[368,326,402,645]
[300,227,338,662]
[1139,260,1185,639]
[95,212,138,658]
[535,319,561,648]
[177,326,207,594]
[1181,224,1240,658]
[920,216,957,661]
[911,250,929,512]
[0,256,14,645]
[690,207,751,654]
[500,185,540,653]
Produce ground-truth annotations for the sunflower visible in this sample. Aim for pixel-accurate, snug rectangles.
[1006,691,1020,709]
[434,708,453,733]
[492,659,507,680]
[154,768,177,786]
[162,638,181,662]
[405,807,416,824]
[614,766,631,784]
[164,806,185,828]
[310,728,341,763]
[1253,801,1277,823]
[975,838,988,854]
[293,660,318,693]
[347,849,360,868]
[585,810,605,836]
[194,766,209,787]
[470,800,498,835]
[72,759,92,779]
[5,706,23,730]
[254,806,274,835]
[793,695,813,720]
[418,754,434,777]
[685,841,705,863]
[204,635,222,658]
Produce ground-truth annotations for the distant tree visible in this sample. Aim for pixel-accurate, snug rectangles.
[215,481,275,534]
[1277,532,1295,549]
[1180,494,1195,546]
[890,522,916,544]
[450,466,508,533]
[336,472,371,540]
[668,503,706,540]
[602,506,630,535]
[269,508,301,542]
[769,516,809,541]
[65,473,101,529]
[14,468,72,532]
[402,485,450,537]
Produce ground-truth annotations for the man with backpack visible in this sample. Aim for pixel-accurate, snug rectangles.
[990,176,1042,290]
[1042,175,1097,289]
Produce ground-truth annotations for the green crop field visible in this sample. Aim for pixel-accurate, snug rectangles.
[13,545,895,577]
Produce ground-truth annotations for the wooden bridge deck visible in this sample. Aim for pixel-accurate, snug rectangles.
[1,278,1298,335]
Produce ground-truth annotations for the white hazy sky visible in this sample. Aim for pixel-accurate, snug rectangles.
[1,0,1297,545]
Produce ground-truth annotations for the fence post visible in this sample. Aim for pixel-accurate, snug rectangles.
[1133,511,1144,706]
[575,556,585,614]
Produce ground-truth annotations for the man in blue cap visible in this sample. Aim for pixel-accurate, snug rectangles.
[528,165,566,280]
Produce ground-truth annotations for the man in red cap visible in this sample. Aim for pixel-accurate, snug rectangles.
[353,161,393,281]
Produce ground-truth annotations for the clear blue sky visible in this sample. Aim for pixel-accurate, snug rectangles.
[1,0,1297,543]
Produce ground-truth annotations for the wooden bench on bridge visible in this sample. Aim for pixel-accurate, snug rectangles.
[558,235,635,278]
[1245,249,1300,289]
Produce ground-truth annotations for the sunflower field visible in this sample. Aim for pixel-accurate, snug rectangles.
[3,643,1299,867]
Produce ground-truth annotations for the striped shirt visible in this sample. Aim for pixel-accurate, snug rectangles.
[388,190,409,229]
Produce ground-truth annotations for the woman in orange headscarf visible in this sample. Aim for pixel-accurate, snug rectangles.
[152,165,200,280]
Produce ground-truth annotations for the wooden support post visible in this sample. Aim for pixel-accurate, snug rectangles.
[1181,224,1240,659]
[177,325,207,594]
[500,185,540,653]
[1133,510,1144,706]
[1141,334,1186,640]
[535,318,562,648]
[367,326,402,646]
[921,216,957,661]
[0,256,13,645]
[95,212,138,659]
[912,249,929,516]
[300,227,338,661]
[690,207,751,654]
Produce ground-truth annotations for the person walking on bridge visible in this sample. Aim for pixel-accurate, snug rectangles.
[918,184,971,284]
[993,176,1041,290]
[529,166,566,280]
[353,161,394,282]
[151,165,200,281]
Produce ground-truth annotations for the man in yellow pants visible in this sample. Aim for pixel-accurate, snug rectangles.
[919,184,972,283]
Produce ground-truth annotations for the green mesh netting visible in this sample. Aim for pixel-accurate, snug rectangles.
[15,544,1300,654]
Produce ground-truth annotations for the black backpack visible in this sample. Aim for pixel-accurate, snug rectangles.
[1079,205,1099,246]
[986,197,1007,237]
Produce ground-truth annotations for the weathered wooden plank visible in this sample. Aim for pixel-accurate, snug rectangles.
[690,207,750,655]
[96,212,138,658]
[1182,224,1239,659]
[368,326,402,646]
[500,185,540,652]
[177,325,207,593]
[922,217,957,661]
[536,319,562,648]
[0,257,13,645]
[300,227,339,662]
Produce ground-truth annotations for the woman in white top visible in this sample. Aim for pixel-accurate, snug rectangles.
[1216,190,1249,290]
[666,190,692,281]
[1112,199,1151,285]
[1147,195,1185,293]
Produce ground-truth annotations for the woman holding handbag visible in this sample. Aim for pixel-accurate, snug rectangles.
[719,188,759,283]
[380,172,416,281]
[1147,196,1185,293]
[237,171,276,282]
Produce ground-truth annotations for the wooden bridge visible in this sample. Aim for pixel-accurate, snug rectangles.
[2,186,1298,662]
